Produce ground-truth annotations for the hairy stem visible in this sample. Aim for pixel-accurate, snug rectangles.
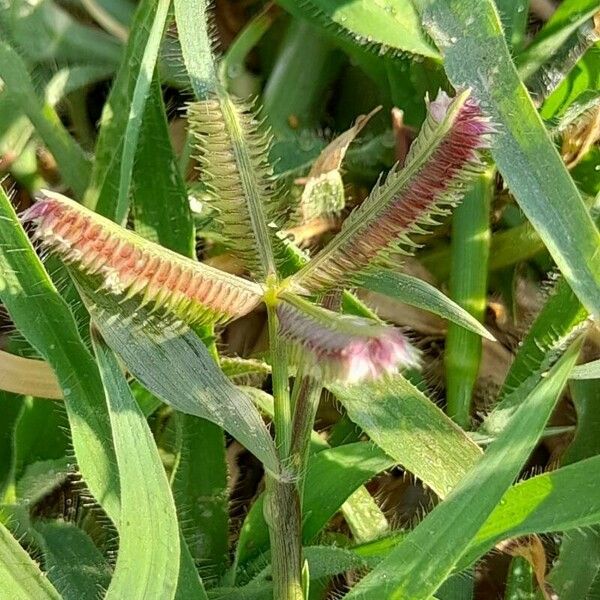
[289,373,323,501]
[267,303,292,458]
[264,476,304,600]
[265,299,304,599]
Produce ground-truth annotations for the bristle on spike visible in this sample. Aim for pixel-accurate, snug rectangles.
[22,191,263,325]
[277,294,419,384]
[293,89,494,292]
[188,95,286,276]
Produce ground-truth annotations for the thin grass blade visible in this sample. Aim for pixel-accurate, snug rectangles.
[92,332,180,600]
[0,188,119,522]
[345,339,581,598]
[0,521,60,600]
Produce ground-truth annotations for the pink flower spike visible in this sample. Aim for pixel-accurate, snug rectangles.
[293,89,494,293]
[277,294,419,384]
[21,190,263,326]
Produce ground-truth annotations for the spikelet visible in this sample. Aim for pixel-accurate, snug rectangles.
[277,293,419,384]
[22,191,263,326]
[188,95,285,276]
[292,89,493,293]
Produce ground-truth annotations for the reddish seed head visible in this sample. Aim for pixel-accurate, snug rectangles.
[21,190,263,325]
[294,89,493,293]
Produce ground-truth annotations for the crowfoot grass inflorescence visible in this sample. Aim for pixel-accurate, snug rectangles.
[188,95,285,276]
[277,293,420,383]
[21,190,263,326]
[293,89,494,293]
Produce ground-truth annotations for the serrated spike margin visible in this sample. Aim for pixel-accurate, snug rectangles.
[292,89,493,292]
[22,191,263,325]
[277,294,419,384]
[188,95,284,276]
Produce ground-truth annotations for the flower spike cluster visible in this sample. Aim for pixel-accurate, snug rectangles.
[21,89,493,387]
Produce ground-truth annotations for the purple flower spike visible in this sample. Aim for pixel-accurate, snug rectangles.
[293,89,494,293]
[277,294,419,384]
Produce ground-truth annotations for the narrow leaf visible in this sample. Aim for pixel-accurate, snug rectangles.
[113,0,171,224]
[0,521,60,600]
[92,332,180,600]
[330,375,482,498]
[85,0,164,217]
[345,339,580,598]
[275,0,440,59]
[172,415,229,583]
[0,188,119,522]
[571,358,600,379]
[82,286,279,474]
[0,40,91,197]
[132,77,195,258]
[35,521,112,600]
[173,0,218,99]
[357,270,495,340]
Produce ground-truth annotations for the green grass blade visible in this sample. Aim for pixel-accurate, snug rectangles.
[421,217,544,280]
[176,537,209,600]
[85,0,165,217]
[0,393,22,503]
[220,5,276,91]
[275,0,440,59]
[173,0,218,99]
[515,0,600,80]
[504,556,534,600]
[35,521,112,600]
[0,521,60,600]
[330,375,482,498]
[445,172,492,426]
[0,189,119,522]
[92,332,180,600]
[113,0,171,224]
[501,277,588,394]
[132,77,195,257]
[262,19,341,134]
[342,487,390,544]
[334,447,600,570]
[81,286,280,474]
[345,339,581,599]
[546,378,600,598]
[463,452,600,566]
[0,41,91,198]
[1,0,122,66]
[300,443,394,542]
[13,400,69,482]
[415,0,600,319]
[547,529,600,600]
[357,270,494,340]
[494,0,529,50]
[172,415,229,583]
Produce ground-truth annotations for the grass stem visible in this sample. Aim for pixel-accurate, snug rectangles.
[445,170,493,428]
